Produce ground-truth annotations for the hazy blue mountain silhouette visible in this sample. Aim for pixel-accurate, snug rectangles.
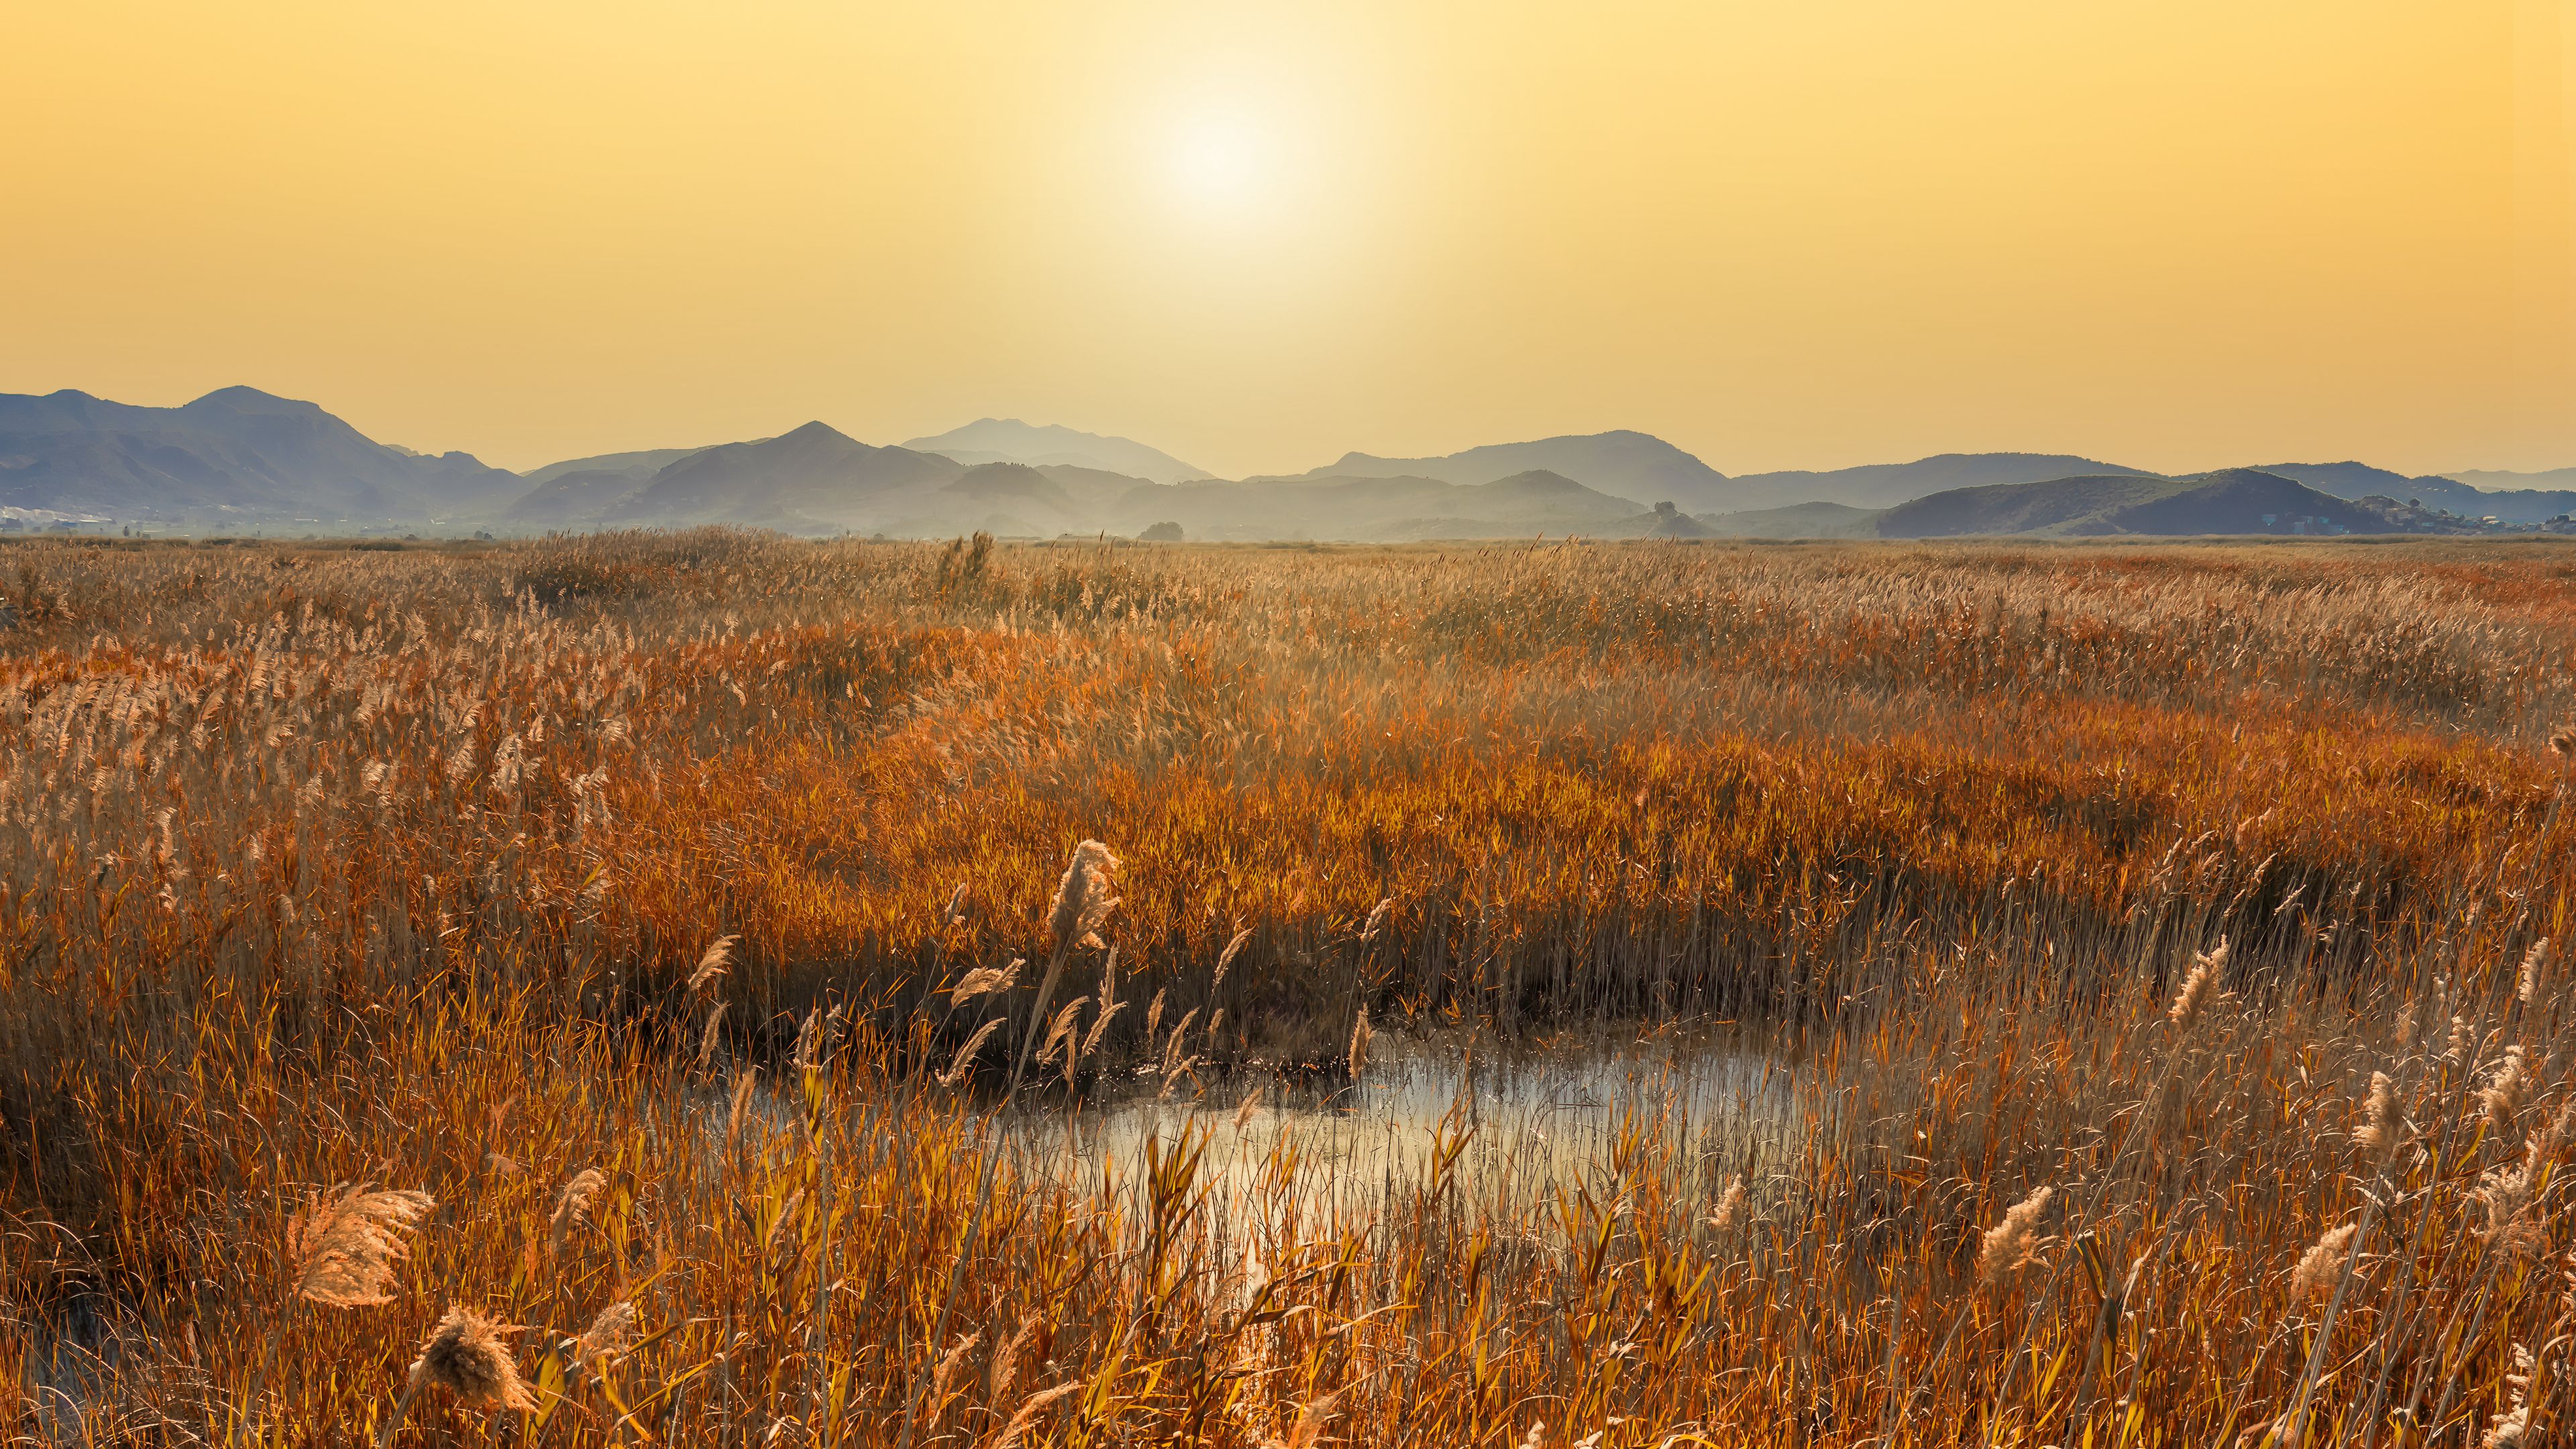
[0,386,523,522]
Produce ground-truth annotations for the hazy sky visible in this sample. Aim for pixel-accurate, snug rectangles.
[5,2,2573,478]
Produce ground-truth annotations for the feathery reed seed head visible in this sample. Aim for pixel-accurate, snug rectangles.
[1048,840,1122,950]
[1978,1185,2052,1287]
[2289,1222,2358,1304]
[286,1183,435,1308]
[2169,939,2226,1027]
[549,1169,605,1258]
[407,1305,537,1413]
[2357,1071,2404,1155]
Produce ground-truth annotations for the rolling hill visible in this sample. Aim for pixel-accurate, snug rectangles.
[1874,469,2450,539]
[0,386,524,525]
[605,423,963,529]
[1725,453,2155,510]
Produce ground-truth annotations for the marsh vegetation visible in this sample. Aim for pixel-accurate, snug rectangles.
[3,531,2575,1446]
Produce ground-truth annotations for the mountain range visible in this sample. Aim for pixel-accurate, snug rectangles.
[3,384,2569,541]
[0,386,523,525]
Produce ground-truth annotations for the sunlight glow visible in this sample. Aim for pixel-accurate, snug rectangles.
[1165,113,1270,213]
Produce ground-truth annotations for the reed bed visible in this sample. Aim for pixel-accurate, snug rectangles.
[2,530,2575,1446]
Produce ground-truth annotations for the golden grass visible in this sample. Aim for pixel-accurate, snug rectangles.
[1,530,2575,1445]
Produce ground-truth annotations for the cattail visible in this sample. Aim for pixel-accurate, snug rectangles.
[1214,928,1252,987]
[550,1169,605,1258]
[2170,940,2226,1027]
[694,1002,729,1077]
[286,1183,435,1307]
[1978,1185,2053,1287]
[687,935,736,994]
[1347,1008,1373,1082]
[1710,1176,1748,1234]
[989,1381,1083,1449]
[939,1018,1007,1087]
[1047,840,1122,950]
[574,1301,637,1367]
[2520,940,2551,1004]
[950,959,1023,1004]
[2484,1046,2529,1129]
[1144,988,1167,1046]
[2357,1071,2404,1155]
[407,1305,537,1413]
[2289,1222,2358,1304]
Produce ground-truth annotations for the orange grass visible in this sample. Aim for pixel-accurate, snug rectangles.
[2,531,2575,1446]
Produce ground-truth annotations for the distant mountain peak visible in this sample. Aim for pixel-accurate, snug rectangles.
[903,418,1210,485]
[186,385,331,417]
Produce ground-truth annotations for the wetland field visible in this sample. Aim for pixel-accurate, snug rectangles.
[4,531,2576,1447]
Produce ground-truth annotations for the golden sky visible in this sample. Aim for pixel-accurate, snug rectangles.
[5,2,2572,478]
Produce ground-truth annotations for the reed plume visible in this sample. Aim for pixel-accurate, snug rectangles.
[990,1381,1083,1449]
[1035,997,1086,1070]
[1709,1176,1748,1235]
[286,1183,435,1308]
[2288,1222,2357,1304]
[1048,839,1122,950]
[549,1168,605,1258]
[949,958,1024,1004]
[926,1330,981,1417]
[724,1067,759,1155]
[2483,1045,2529,1129]
[1978,1185,2052,1287]
[1214,928,1252,986]
[938,1017,1006,1087]
[2521,939,2552,1004]
[2356,1071,2403,1155]
[694,1001,729,1077]
[2169,939,2226,1027]
[1348,1008,1373,1082]
[2483,1344,2535,1448]
[686,934,736,993]
[574,1300,637,1367]
[406,1305,537,1412]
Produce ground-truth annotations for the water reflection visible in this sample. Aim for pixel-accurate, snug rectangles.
[1012,1026,1805,1229]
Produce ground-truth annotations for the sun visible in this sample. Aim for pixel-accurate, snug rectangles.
[1164,112,1271,214]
